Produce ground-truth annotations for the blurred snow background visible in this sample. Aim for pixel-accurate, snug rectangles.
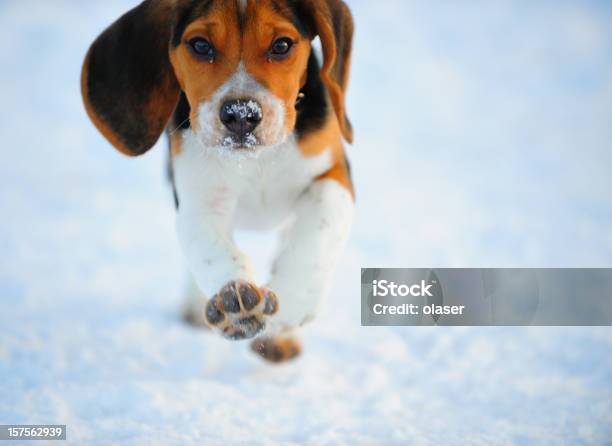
[1,0,611,444]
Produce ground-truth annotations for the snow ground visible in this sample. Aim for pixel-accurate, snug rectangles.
[1,1,611,444]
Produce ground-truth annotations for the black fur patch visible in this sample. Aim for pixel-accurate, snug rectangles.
[171,91,191,130]
[295,52,329,138]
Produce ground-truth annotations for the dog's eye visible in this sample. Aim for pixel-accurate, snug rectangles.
[188,37,215,61]
[269,37,294,60]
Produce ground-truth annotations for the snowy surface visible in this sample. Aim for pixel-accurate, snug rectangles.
[1,0,612,444]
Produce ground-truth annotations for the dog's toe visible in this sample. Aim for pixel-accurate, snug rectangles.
[237,283,261,310]
[261,288,279,315]
[205,298,226,325]
[250,335,301,363]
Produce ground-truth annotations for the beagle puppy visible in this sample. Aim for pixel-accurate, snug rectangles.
[81,0,354,363]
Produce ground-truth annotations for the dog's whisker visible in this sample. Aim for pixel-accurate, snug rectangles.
[169,110,201,135]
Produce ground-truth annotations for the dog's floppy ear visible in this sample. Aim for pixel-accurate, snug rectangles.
[81,0,180,156]
[302,0,354,143]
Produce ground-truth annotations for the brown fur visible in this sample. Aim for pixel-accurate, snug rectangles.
[316,158,354,198]
[250,335,302,363]
[169,0,311,135]
[297,113,353,196]
[81,48,147,157]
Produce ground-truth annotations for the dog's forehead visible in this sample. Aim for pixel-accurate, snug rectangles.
[172,0,308,43]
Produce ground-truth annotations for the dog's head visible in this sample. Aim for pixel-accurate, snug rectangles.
[82,0,353,156]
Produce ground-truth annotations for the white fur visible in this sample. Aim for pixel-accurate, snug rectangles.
[174,129,353,332]
[266,178,354,331]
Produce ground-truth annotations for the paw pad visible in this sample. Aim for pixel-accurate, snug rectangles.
[205,281,279,340]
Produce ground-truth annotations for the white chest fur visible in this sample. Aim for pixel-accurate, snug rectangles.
[173,130,333,230]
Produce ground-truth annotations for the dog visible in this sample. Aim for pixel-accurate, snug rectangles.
[81,0,354,363]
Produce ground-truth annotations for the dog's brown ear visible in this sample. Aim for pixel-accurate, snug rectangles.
[302,0,354,143]
[81,0,180,156]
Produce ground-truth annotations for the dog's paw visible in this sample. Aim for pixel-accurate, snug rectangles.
[205,281,279,340]
[250,335,301,363]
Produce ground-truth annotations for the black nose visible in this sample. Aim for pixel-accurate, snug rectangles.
[219,99,263,136]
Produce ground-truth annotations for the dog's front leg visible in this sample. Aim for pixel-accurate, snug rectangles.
[266,177,354,333]
[175,168,278,340]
